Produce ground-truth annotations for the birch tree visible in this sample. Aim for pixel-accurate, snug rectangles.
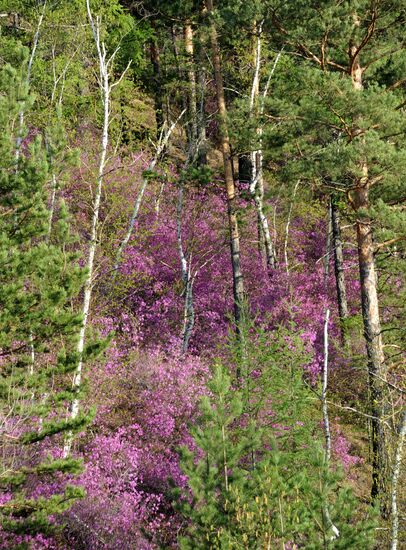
[63,1,130,457]
[390,409,405,550]
[114,109,185,274]
[248,24,280,270]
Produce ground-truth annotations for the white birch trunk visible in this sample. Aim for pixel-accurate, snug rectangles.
[322,308,332,463]
[176,178,196,354]
[321,307,340,540]
[390,410,405,550]
[284,180,300,273]
[63,2,112,457]
[249,44,282,270]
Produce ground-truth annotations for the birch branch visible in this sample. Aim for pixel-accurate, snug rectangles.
[114,108,186,273]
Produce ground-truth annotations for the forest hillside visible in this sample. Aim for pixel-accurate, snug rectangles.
[0,1,405,548]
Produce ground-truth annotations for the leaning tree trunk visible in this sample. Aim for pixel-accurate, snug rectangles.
[331,196,349,345]
[205,0,244,329]
[350,44,388,512]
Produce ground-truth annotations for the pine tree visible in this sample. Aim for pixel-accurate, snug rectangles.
[0,47,91,540]
[265,0,406,513]
[177,324,376,548]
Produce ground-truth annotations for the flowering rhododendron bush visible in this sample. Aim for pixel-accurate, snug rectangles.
[47,162,366,546]
[1,1,404,548]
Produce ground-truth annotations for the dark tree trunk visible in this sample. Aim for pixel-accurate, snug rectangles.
[184,21,197,149]
[238,155,252,184]
[331,197,349,344]
[206,0,245,329]
[150,37,164,134]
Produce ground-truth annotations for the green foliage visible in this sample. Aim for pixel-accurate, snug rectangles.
[0,47,90,537]
[177,323,376,548]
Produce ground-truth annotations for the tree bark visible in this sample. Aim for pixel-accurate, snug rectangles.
[390,410,405,550]
[176,180,195,354]
[248,23,277,270]
[205,0,244,328]
[350,43,388,510]
[355,182,388,507]
[195,10,208,166]
[64,2,112,457]
[331,196,349,344]
[184,21,197,149]
[321,308,340,540]
[150,33,165,135]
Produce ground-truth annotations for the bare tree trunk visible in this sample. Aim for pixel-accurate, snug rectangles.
[322,309,332,463]
[206,0,244,329]
[150,32,165,135]
[356,187,388,507]
[321,308,340,541]
[331,197,349,344]
[321,222,340,540]
[249,21,266,265]
[390,410,405,550]
[248,27,279,270]
[176,179,195,354]
[284,180,300,273]
[184,21,197,149]
[349,44,388,511]
[63,2,129,456]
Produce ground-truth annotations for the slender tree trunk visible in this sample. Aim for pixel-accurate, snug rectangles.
[177,180,195,354]
[390,410,405,550]
[150,33,165,135]
[63,3,111,457]
[331,197,349,344]
[248,25,277,270]
[205,0,244,328]
[249,21,266,264]
[184,21,197,149]
[350,45,388,511]
[284,180,300,273]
